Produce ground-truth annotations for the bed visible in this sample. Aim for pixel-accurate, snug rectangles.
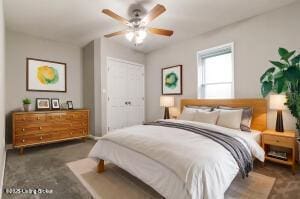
[88,99,267,199]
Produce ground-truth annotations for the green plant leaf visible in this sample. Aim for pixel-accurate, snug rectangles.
[260,67,275,82]
[285,66,300,81]
[273,71,284,79]
[261,81,273,97]
[279,48,295,62]
[273,77,285,93]
[278,48,289,57]
[269,61,285,69]
[291,54,300,65]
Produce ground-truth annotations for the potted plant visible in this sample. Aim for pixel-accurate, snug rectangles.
[22,98,32,112]
[260,47,300,133]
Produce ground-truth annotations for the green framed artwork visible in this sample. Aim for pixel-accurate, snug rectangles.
[26,58,67,92]
[162,65,182,95]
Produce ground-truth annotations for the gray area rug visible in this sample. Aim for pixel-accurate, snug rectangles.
[3,139,300,199]
[67,158,275,199]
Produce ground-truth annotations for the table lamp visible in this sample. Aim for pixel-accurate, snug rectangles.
[269,94,287,132]
[160,96,174,119]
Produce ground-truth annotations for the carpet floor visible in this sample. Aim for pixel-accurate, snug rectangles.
[3,139,300,199]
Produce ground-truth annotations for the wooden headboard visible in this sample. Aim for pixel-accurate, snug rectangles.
[180,99,267,132]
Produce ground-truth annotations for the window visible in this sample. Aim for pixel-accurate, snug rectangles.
[197,43,234,99]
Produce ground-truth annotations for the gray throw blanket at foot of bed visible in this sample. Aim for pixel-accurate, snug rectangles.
[144,121,253,178]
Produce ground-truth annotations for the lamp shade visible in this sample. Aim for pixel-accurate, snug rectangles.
[269,94,287,110]
[160,96,174,107]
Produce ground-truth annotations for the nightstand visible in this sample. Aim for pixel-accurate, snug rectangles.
[262,129,297,174]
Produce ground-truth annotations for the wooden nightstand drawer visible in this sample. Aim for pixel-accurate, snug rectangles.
[263,134,294,148]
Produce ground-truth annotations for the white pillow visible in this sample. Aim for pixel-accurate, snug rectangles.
[193,110,220,124]
[178,107,209,121]
[217,109,243,129]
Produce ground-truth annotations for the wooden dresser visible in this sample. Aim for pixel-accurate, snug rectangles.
[12,109,89,154]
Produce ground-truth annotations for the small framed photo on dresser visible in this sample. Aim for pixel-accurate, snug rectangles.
[51,98,60,110]
[67,101,73,109]
[36,98,50,111]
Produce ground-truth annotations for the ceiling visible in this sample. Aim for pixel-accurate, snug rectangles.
[4,0,297,53]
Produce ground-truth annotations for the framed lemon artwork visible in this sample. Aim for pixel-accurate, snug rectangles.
[162,65,182,95]
[26,58,67,92]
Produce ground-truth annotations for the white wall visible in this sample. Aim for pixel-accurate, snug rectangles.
[82,38,145,136]
[0,0,5,193]
[146,2,300,131]
[5,31,83,143]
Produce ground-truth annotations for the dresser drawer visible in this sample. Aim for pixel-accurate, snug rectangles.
[66,112,88,120]
[15,133,51,146]
[14,114,46,123]
[263,134,294,148]
[46,113,68,121]
[15,124,52,135]
[70,121,88,129]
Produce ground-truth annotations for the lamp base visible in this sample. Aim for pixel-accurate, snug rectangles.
[276,110,284,132]
[164,107,170,119]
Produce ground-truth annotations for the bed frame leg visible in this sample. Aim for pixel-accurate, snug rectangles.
[97,159,105,173]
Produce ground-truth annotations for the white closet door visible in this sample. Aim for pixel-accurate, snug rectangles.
[127,64,145,126]
[107,60,128,131]
[107,58,144,132]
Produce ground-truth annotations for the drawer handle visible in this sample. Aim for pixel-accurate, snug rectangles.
[276,140,279,142]
[37,117,41,120]
[22,139,25,143]
[70,132,73,135]
[40,136,43,140]
[39,127,42,130]
[23,118,26,121]
[22,128,25,132]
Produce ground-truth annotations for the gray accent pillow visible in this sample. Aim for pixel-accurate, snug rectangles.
[217,106,253,132]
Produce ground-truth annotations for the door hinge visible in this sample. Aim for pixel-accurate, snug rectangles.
[108,127,110,131]
[108,97,110,101]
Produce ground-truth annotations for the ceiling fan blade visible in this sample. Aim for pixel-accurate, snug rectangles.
[148,28,173,36]
[102,9,130,25]
[104,30,128,38]
[141,4,166,25]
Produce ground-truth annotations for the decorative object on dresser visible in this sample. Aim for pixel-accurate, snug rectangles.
[162,65,182,95]
[22,98,32,112]
[269,94,287,132]
[12,109,89,154]
[260,47,300,132]
[67,101,73,109]
[36,98,50,111]
[51,98,60,110]
[160,96,174,119]
[262,129,296,174]
[27,58,67,92]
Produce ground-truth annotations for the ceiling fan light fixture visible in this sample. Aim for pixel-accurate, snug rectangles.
[136,29,147,40]
[125,31,134,41]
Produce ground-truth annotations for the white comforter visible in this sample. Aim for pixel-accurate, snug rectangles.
[89,120,265,199]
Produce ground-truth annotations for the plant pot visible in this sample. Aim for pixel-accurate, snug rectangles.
[23,104,31,112]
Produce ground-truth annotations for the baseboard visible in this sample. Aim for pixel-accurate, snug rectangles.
[5,144,12,150]
[87,134,102,140]
[0,149,6,199]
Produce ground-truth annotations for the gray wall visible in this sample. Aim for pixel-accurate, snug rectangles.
[82,38,145,136]
[145,2,300,131]
[5,31,83,143]
[82,41,95,134]
[0,0,5,190]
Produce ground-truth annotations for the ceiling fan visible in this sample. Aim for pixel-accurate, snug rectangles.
[102,4,174,45]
